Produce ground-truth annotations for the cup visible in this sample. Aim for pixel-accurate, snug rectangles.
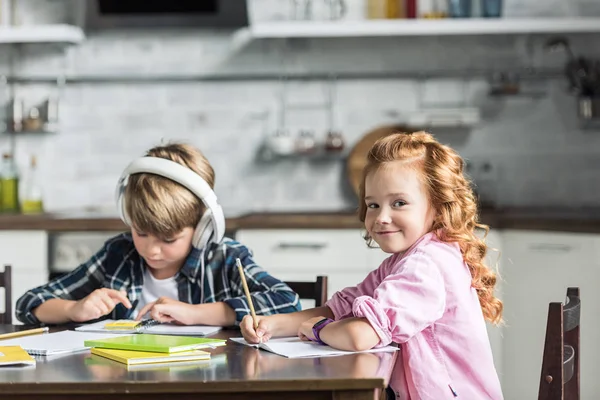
[448,0,472,17]
[481,0,502,17]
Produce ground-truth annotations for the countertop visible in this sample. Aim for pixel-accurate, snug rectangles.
[0,207,599,233]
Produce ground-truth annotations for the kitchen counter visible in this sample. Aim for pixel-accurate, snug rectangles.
[0,207,599,233]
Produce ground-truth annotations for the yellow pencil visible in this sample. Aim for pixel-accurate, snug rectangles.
[236,258,258,330]
[0,326,49,341]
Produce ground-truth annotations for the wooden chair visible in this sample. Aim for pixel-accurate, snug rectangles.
[538,287,580,400]
[0,264,12,324]
[285,275,328,307]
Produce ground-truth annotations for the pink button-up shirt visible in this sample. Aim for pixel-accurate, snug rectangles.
[326,232,503,400]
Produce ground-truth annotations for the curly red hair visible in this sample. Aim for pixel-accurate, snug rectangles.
[358,131,502,324]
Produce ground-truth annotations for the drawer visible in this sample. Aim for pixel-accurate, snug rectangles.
[237,229,370,273]
[502,230,596,257]
[9,269,47,325]
[0,231,48,271]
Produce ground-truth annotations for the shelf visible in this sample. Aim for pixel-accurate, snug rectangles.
[0,24,85,45]
[233,18,600,46]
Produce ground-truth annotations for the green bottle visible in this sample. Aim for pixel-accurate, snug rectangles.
[21,155,44,214]
[1,153,19,213]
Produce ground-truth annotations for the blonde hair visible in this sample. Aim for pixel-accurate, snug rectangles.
[358,131,503,324]
[124,142,215,239]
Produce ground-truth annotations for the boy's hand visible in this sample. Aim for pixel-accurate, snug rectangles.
[68,288,131,322]
[135,297,196,325]
[240,314,274,344]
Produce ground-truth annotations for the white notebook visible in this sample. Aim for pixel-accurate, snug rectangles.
[75,320,222,337]
[230,336,399,358]
[0,330,129,356]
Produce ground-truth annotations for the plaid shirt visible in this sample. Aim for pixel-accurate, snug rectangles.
[16,233,301,325]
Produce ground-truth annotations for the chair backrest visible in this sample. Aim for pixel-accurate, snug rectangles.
[538,287,580,400]
[285,276,328,307]
[0,264,12,324]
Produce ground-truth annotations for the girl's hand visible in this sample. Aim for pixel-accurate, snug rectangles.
[135,297,196,325]
[240,314,274,344]
[68,288,132,322]
[297,316,328,342]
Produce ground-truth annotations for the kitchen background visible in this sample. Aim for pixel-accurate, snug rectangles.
[0,0,599,216]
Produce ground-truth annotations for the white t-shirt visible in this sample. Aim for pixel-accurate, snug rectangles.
[132,267,179,319]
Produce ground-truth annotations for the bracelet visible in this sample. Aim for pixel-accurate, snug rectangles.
[312,317,335,345]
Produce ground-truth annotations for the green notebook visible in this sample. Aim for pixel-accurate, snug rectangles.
[84,334,226,354]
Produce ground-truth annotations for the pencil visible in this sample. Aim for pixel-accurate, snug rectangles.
[236,258,259,330]
[0,326,49,341]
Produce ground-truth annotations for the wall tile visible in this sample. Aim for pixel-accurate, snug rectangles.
[2,1,600,215]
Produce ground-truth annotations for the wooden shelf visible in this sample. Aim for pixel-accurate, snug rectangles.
[233,18,600,46]
[0,24,84,45]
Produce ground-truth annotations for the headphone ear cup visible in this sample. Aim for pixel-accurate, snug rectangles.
[193,210,214,249]
[116,186,132,227]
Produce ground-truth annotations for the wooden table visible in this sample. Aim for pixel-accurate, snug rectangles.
[0,325,396,400]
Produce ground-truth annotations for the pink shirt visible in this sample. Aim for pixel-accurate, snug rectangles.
[326,232,503,400]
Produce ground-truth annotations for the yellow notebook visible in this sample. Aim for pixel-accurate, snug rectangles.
[90,347,211,366]
[0,346,36,367]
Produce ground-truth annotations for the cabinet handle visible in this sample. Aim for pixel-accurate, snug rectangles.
[275,242,328,250]
[528,243,573,253]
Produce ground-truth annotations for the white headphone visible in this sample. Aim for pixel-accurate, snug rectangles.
[115,157,225,249]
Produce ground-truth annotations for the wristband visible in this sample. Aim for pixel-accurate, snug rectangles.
[312,317,334,345]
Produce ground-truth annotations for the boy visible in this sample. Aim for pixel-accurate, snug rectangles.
[16,143,301,326]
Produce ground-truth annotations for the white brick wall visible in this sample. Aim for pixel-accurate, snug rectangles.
[0,0,599,214]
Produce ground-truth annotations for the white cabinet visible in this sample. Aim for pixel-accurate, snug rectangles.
[236,229,372,309]
[0,230,48,324]
[482,229,504,386]
[501,230,599,400]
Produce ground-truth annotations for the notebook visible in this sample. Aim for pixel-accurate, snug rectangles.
[87,354,213,372]
[90,347,211,366]
[229,337,399,358]
[75,319,222,337]
[0,331,129,356]
[0,346,36,367]
[84,334,227,354]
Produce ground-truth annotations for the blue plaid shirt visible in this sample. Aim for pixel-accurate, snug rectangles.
[16,233,301,325]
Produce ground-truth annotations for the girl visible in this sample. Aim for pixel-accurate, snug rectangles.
[240,131,503,399]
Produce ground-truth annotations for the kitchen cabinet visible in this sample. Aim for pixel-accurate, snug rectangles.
[501,230,600,400]
[481,229,504,386]
[236,229,372,309]
[0,230,48,324]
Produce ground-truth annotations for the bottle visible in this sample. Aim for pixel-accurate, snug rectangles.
[367,0,405,19]
[0,153,19,213]
[21,155,44,214]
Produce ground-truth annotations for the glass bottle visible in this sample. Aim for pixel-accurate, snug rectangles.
[21,155,44,214]
[0,153,19,213]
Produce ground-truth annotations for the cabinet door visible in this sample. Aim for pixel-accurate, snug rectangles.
[483,229,503,385]
[236,229,369,273]
[0,230,49,324]
[236,229,371,304]
[501,230,599,400]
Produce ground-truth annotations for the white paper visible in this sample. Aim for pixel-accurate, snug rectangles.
[230,336,399,358]
[75,320,222,337]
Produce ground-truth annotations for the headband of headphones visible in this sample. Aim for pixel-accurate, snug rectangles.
[115,156,225,246]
